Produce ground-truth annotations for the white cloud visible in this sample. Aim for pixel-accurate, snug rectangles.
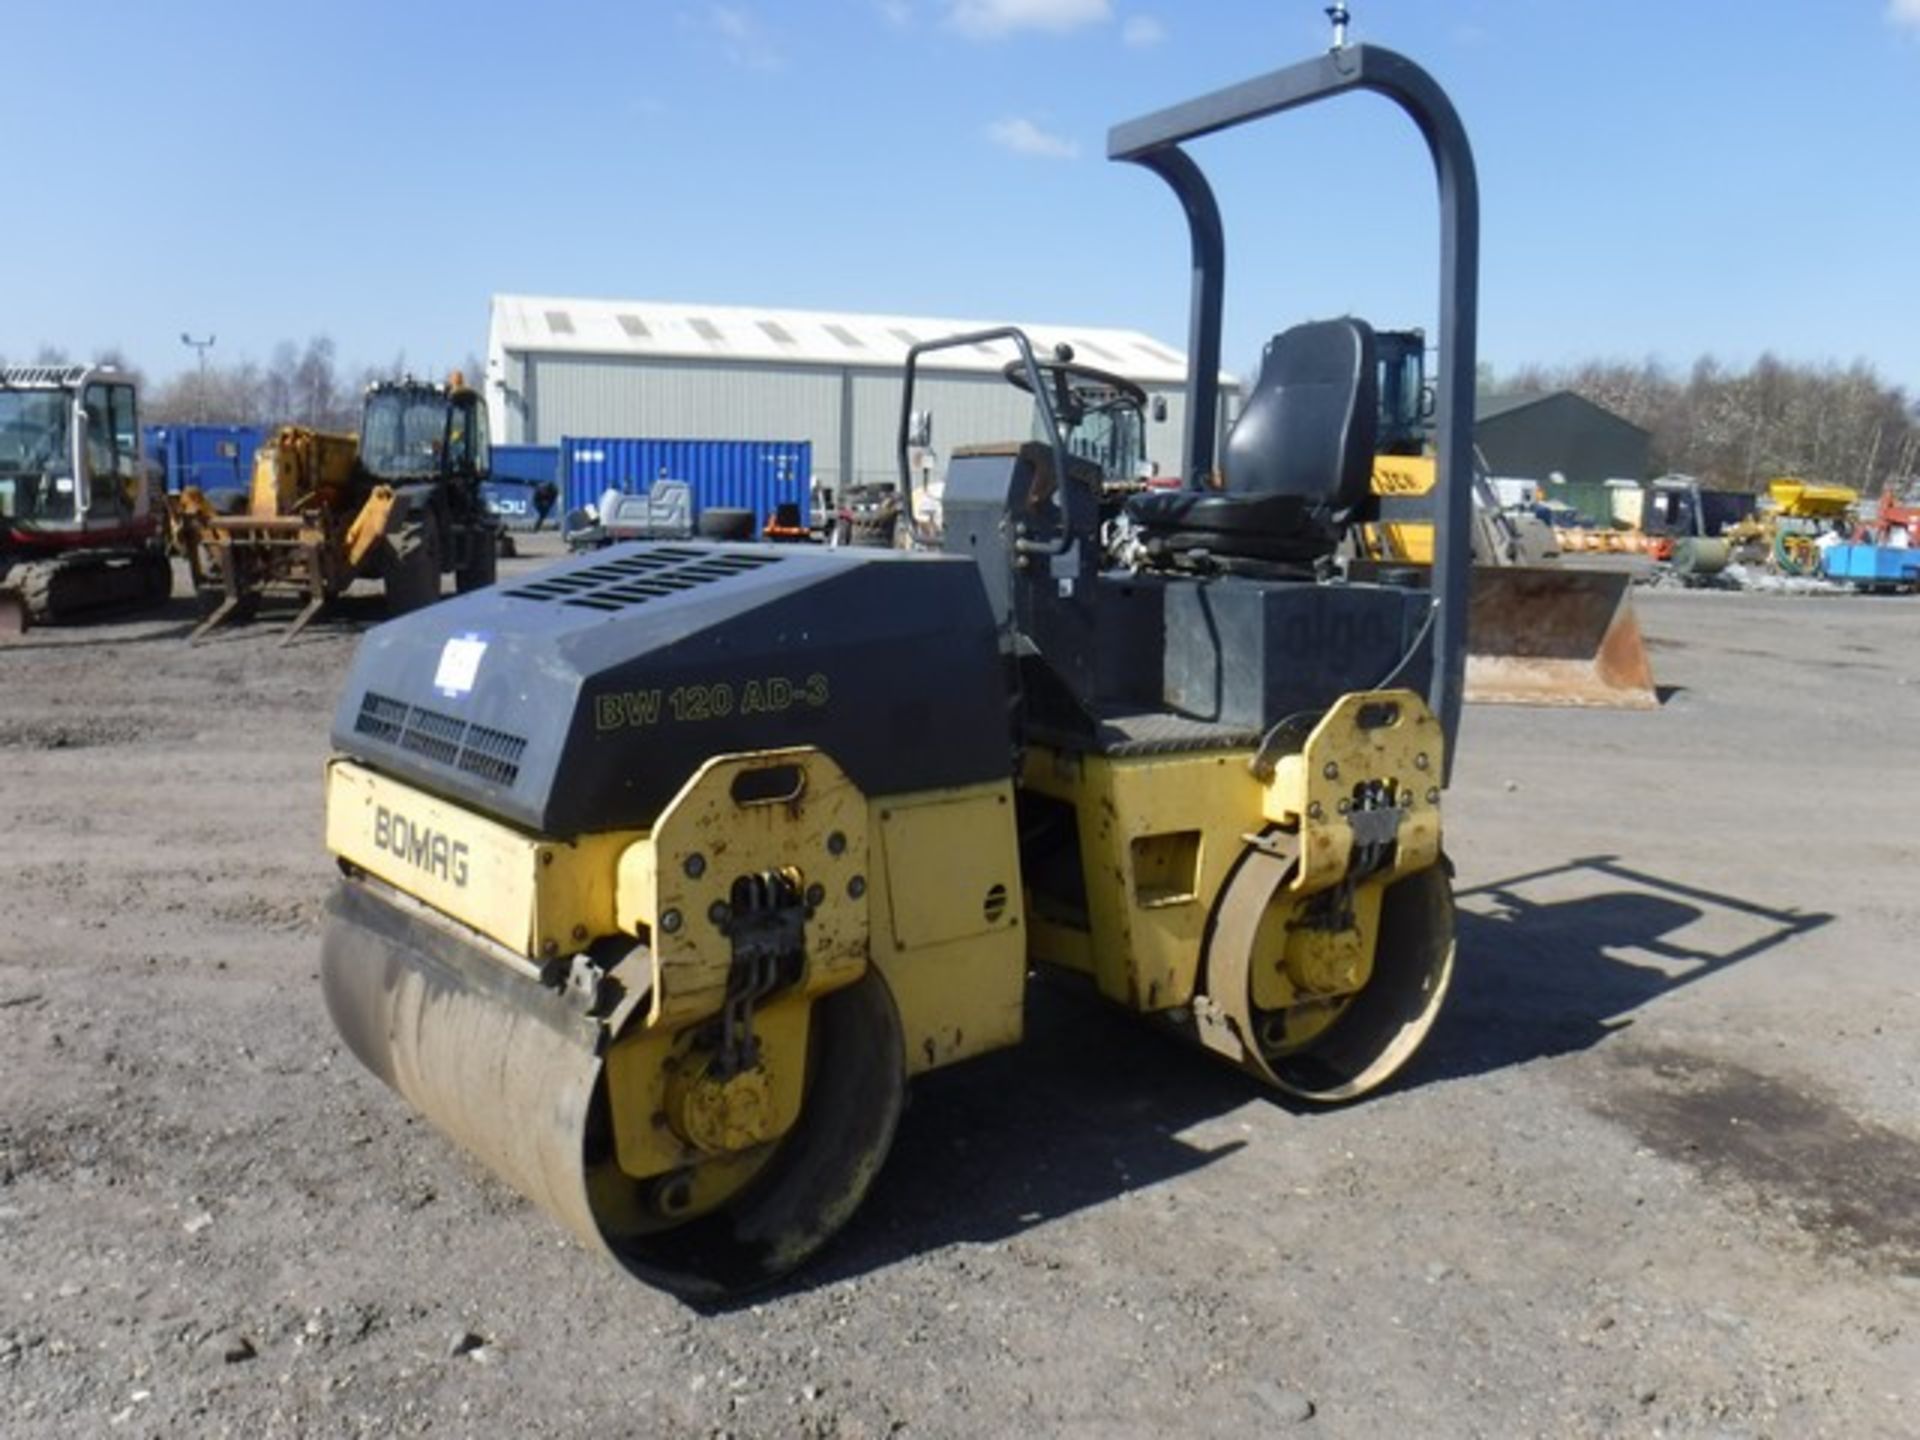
[875,0,912,26]
[708,4,784,70]
[1892,0,1920,30]
[949,0,1111,40]
[1120,14,1165,48]
[986,116,1080,159]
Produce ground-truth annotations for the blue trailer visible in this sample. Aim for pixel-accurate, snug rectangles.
[143,424,264,496]
[560,437,810,527]
[1823,543,1920,592]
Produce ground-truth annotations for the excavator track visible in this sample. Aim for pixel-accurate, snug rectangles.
[0,549,171,633]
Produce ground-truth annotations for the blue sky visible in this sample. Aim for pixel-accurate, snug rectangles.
[5,1,1917,392]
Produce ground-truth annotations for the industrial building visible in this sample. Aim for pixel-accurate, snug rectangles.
[1476,390,1652,487]
[484,295,1237,498]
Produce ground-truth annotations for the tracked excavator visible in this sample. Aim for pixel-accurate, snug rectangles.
[0,366,171,634]
[320,41,1480,1295]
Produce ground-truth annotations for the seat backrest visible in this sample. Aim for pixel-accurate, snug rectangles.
[646,479,693,537]
[1222,318,1378,513]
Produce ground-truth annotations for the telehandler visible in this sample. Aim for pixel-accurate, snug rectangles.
[177,375,498,640]
[320,39,1479,1295]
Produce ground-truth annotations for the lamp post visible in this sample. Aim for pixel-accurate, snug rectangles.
[180,332,215,422]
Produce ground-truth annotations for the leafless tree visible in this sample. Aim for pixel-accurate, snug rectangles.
[1486,353,1920,495]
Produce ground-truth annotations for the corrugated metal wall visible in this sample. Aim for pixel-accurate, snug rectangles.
[513,351,1234,494]
[561,437,810,520]
[526,355,842,480]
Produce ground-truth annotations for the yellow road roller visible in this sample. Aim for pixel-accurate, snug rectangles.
[320,38,1482,1296]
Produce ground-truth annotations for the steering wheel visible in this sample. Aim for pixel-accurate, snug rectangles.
[1001,350,1147,431]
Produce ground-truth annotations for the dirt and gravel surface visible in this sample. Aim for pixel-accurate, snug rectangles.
[2,543,1917,1438]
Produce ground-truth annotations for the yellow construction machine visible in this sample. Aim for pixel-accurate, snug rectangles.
[1363,330,1657,710]
[319,39,1481,1296]
[177,376,498,640]
[1761,477,1858,575]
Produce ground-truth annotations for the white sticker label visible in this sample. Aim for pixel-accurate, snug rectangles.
[433,633,488,697]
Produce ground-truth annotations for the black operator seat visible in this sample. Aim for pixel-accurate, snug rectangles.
[1127,318,1379,565]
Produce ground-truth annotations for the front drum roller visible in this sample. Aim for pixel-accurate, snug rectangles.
[1197,838,1455,1103]
[320,879,906,1298]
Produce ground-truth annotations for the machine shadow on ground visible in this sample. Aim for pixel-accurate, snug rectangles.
[754,979,1258,1304]
[1416,854,1832,1083]
[0,595,203,650]
[741,855,1833,1306]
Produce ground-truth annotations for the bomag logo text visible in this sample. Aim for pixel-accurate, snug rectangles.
[595,673,830,732]
[373,805,471,887]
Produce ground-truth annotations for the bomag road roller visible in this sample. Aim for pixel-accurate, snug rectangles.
[320,40,1480,1297]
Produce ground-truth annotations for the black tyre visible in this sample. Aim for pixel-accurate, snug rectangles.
[455,525,499,594]
[140,551,174,605]
[383,517,442,617]
[696,507,756,542]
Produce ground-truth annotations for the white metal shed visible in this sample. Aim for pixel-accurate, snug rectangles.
[486,295,1238,495]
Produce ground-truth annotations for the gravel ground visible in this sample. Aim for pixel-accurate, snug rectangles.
[2,545,1916,1438]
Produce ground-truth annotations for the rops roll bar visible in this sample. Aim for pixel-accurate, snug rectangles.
[1107,43,1480,765]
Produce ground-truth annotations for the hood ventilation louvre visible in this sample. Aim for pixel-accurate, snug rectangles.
[354,692,527,787]
[503,546,782,612]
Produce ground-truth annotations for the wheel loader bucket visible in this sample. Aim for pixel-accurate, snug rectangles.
[1464,565,1658,709]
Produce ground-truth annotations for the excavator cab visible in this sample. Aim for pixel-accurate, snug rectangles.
[0,367,147,531]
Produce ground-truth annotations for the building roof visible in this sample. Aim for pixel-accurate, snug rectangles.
[489,294,1221,387]
[1476,388,1650,434]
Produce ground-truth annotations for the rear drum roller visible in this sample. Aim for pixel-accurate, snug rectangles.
[1201,841,1455,1103]
[320,881,905,1298]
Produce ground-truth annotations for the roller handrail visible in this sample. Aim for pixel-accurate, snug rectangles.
[897,327,1079,557]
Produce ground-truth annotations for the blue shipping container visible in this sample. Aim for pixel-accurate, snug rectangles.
[143,424,266,494]
[561,437,810,524]
[490,444,559,486]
